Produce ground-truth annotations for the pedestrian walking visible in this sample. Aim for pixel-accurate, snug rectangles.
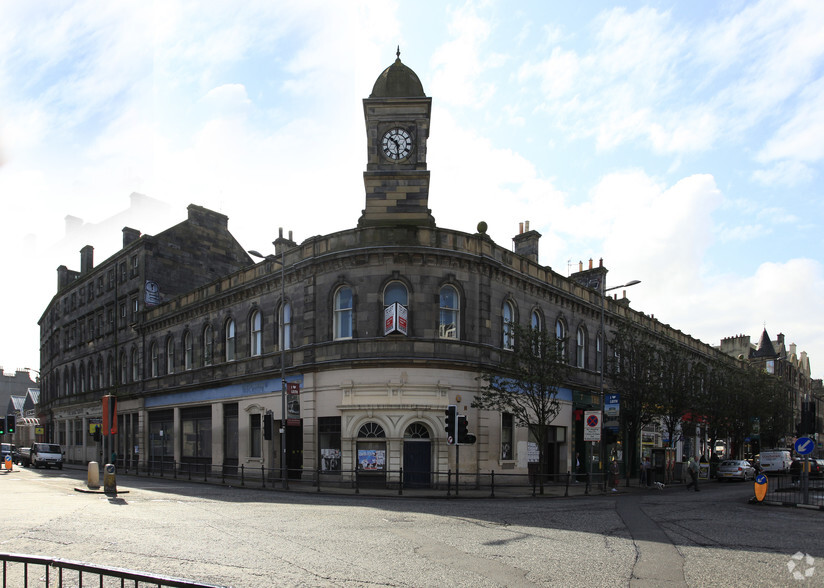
[610,459,620,492]
[685,457,700,491]
[640,457,648,487]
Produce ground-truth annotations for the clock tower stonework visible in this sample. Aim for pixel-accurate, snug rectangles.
[358,50,435,229]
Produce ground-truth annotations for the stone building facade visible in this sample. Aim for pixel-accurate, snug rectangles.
[38,53,736,485]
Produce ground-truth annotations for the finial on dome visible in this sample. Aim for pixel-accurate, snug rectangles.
[396,45,401,61]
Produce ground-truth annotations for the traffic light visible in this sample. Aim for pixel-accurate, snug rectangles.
[0,417,5,435]
[444,405,457,445]
[263,413,273,440]
[6,414,15,434]
[457,415,476,445]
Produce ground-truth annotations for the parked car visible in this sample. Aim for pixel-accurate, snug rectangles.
[790,458,823,482]
[717,459,756,481]
[758,450,792,474]
[16,447,31,467]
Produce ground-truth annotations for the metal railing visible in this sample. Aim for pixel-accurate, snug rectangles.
[762,473,824,508]
[105,458,605,498]
[0,552,227,588]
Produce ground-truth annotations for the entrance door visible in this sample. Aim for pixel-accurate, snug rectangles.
[286,422,302,479]
[403,440,431,488]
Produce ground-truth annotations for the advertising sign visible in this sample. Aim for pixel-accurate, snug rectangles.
[383,302,408,336]
[286,382,301,426]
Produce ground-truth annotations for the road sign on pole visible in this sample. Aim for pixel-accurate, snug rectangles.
[795,437,814,455]
[584,411,602,442]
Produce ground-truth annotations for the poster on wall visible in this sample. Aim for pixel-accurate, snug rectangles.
[287,382,300,425]
[321,449,341,472]
[357,449,386,471]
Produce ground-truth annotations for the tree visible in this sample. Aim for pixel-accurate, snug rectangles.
[607,324,660,483]
[656,343,693,454]
[473,321,568,494]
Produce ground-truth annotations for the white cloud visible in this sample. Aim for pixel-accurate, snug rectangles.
[751,160,815,187]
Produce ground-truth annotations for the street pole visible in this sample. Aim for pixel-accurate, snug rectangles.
[279,244,287,489]
[600,279,640,491]
[249,237,289,490]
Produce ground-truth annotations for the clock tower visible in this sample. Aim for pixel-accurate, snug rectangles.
[358,48,434,228]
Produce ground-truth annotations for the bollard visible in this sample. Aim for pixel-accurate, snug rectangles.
[103,463,117,495]
[87,461,100,489]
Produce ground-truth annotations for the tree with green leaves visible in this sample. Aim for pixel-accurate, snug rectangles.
[473,321,568,494]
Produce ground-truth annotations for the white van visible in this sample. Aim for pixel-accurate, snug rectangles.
[759,450,792,473]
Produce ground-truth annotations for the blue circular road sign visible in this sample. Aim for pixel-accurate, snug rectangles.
[795,437,814,455]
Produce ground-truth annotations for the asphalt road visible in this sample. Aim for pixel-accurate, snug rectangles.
[1,465,822,587]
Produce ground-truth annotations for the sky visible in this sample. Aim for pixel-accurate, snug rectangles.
[1,0,822,381]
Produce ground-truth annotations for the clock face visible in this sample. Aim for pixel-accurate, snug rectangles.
[381,127,413,160]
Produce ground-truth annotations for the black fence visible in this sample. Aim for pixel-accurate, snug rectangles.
[0,552,226,588]
[106,458,607,497]
[762,472,824,508]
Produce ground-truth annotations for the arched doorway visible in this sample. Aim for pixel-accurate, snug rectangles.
[403,422,431,488]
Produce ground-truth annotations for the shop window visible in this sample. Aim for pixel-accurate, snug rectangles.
[250,413,261,458]
[318,417,341,473]
[502,413,514,460]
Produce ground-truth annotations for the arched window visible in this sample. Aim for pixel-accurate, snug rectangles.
[98,358,105,388]
[530,309,543,355]
[78,364,85,394]
[150,343,159,378]
[357,422,386,438]
[531,309,542,331]
[203,325,213,366]
[166,337,175,374]
[279,301,292,350]
[225,319,236,361]
[250,310,262,356]
[383,281,408,336]
[555,319,567,362]
[334,287,353,340]
[404,423,431,439]
[439,285,459,339]
[184,331,193,370]
[596,333,603,373]
[88,360,95,391]
[70,366,76,395]
[131,347,139,381]
[107,353,115,386]
[502,301,515,350]
[576,327,586,368]
[63,368,69,397]
[384,281,408,306]
[120,350,128,384]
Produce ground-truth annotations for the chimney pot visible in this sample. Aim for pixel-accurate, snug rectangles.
[525,220,530,232]
[519,222,523,234]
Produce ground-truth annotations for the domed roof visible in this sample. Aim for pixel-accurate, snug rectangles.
[370,47,426,98]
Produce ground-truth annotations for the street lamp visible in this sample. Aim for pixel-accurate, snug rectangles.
[599,279,640,490]
[248,240,288,489]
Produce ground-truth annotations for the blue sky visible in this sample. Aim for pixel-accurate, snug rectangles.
[1,1,822,380]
